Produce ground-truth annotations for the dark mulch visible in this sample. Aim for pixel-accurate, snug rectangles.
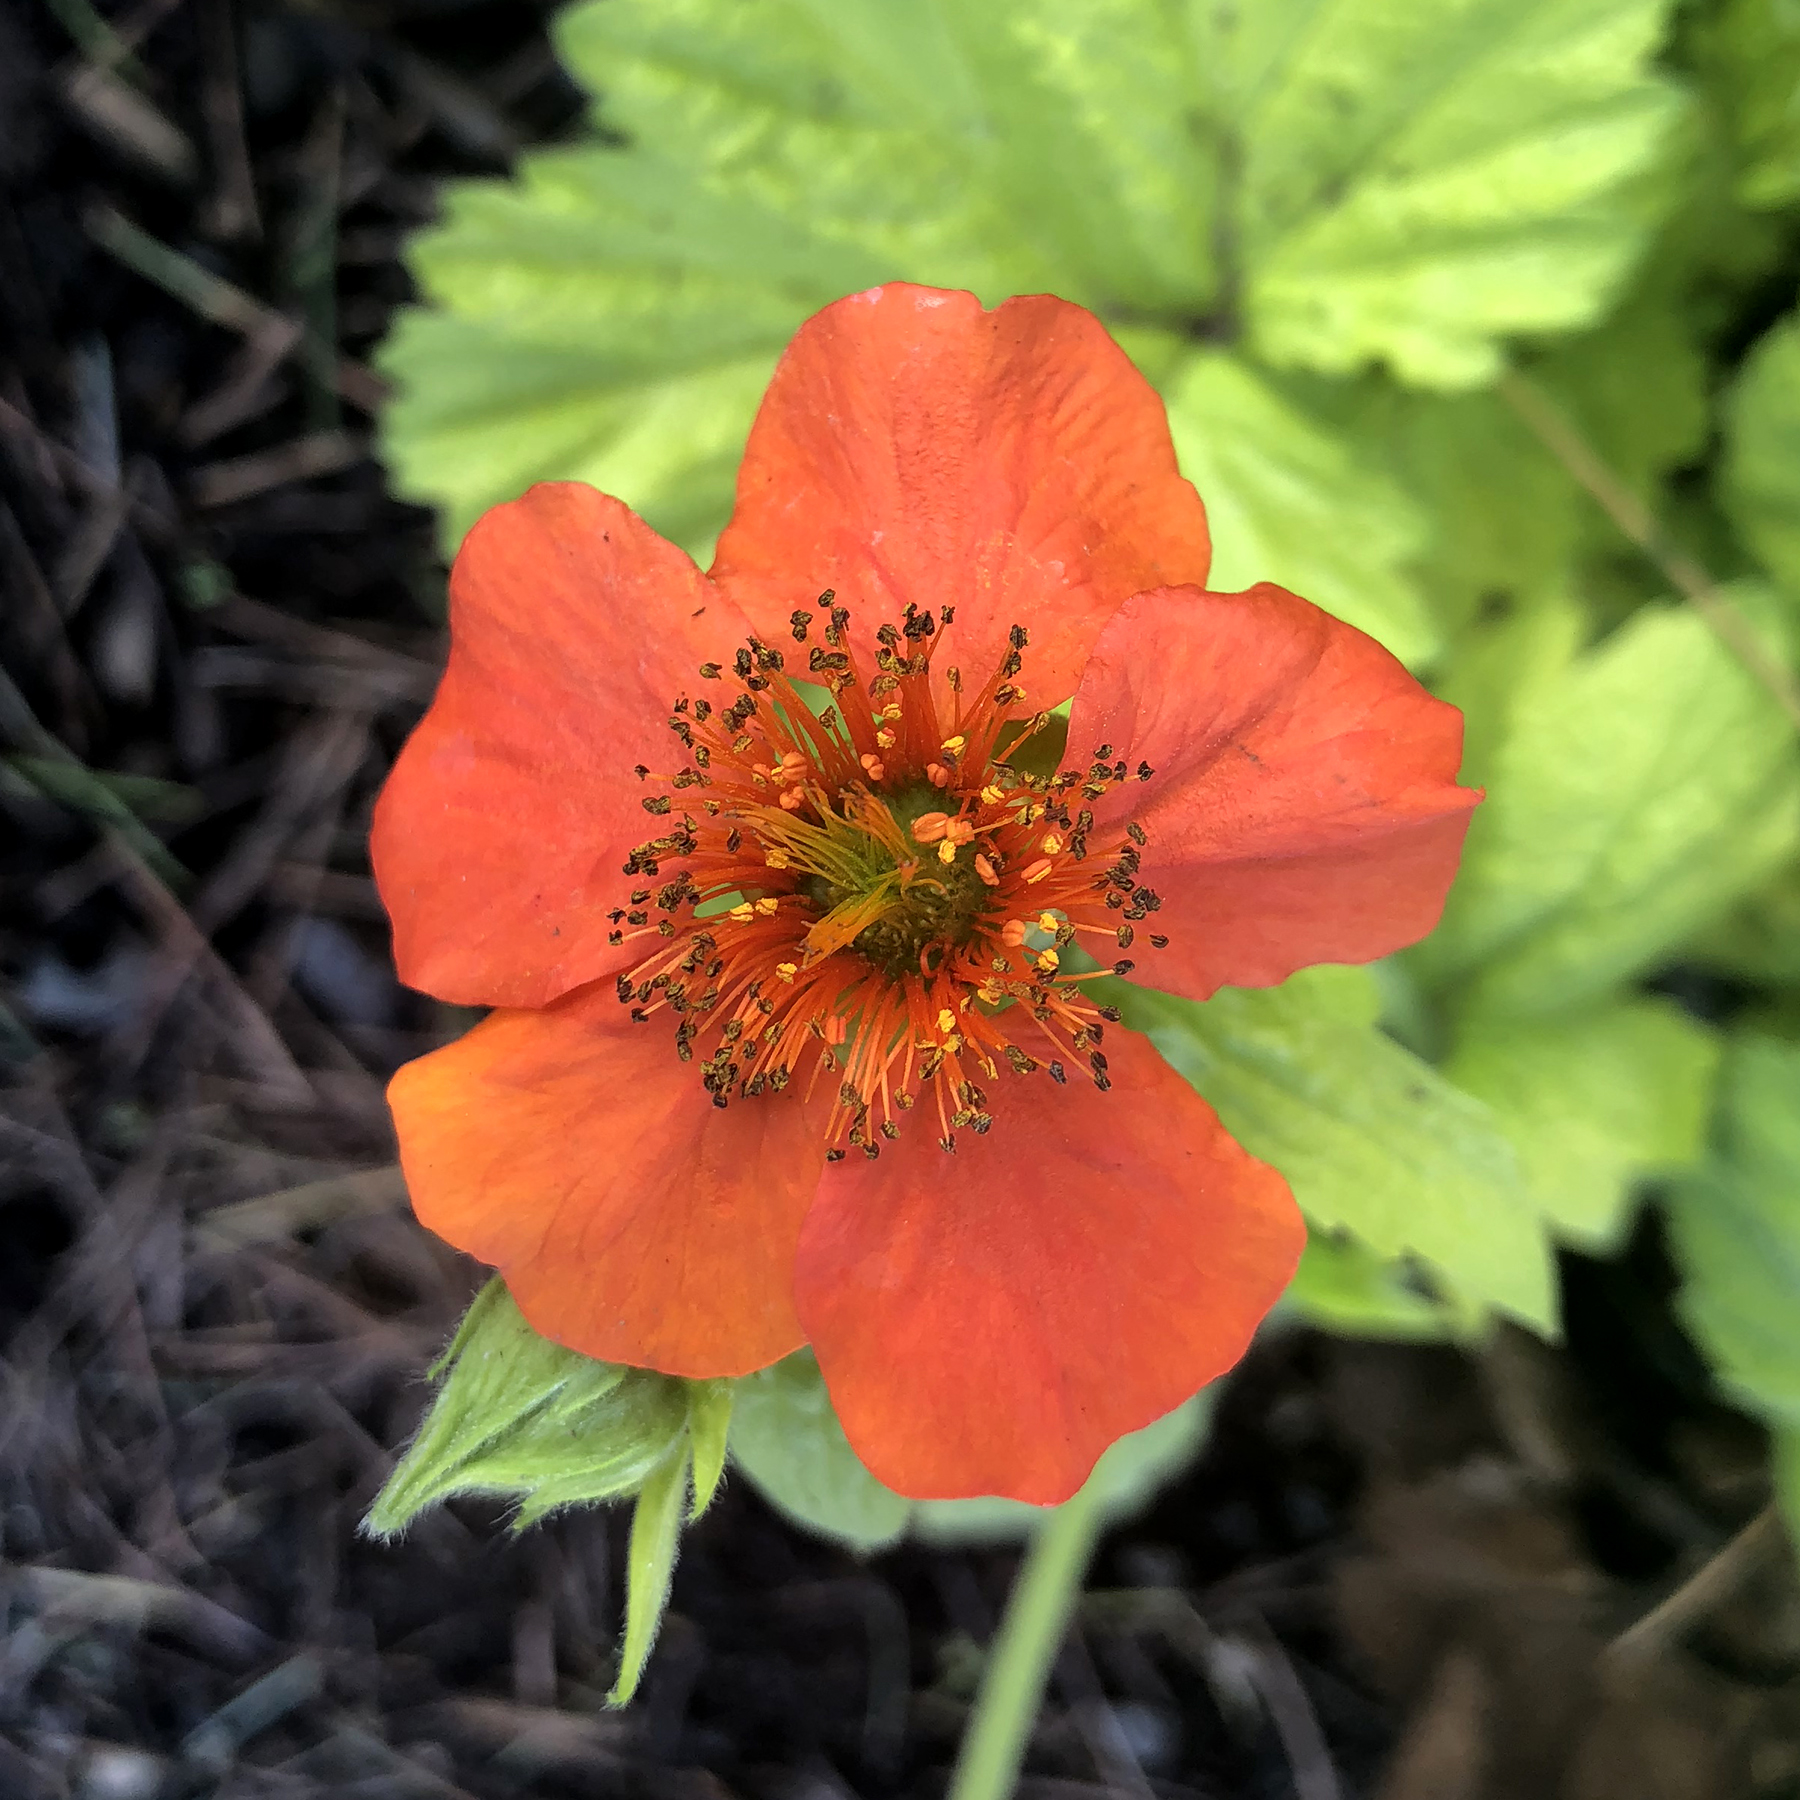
[4,5,1799,1797]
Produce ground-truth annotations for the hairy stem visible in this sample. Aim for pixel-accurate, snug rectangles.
[947,1475,1107,1800]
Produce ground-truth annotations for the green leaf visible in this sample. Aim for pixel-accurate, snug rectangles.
[1115,967,1557,1333]
[1160,351,1437,665]
[1198,0,1687,386]
[610,1443,691,1707]
[1414,596,1800,1017]
[1284,1231,1462,1342]
[911,1392,1213,1545]
[1665,1035,1800,1466]
[1723,304,1800,600]
[1776,1429,1800,1545]
[729,1349,912,1552]
[1446,996,1721,1250]
[1685,0,1800,210]
[365,1278,690,1538]
[729,1351,1213,1550]
[1682,855,1800,986]
[380,0,1687,548]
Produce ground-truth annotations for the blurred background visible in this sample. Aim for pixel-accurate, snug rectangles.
[4,1,1800,1796]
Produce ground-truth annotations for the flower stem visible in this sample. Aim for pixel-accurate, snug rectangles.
[947,1475,1108,1800]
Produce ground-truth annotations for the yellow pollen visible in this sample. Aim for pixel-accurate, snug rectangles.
[879,702,902,721]
[1041,832,1064,855]
[1023,858,1053,884]
[1035,948,1061,973]
[941,734,966,754]
[979,784,1005,805]
[937,839,957,864]
[876,728,897,748]
[755,897,779,915]
[728,902,754,923]
[936,1008,956,1033]
[775,962,798,983]
[1036,911,1058,932]
[765,849,790,869]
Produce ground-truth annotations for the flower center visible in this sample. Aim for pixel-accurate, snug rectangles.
[609,595,1168,1155]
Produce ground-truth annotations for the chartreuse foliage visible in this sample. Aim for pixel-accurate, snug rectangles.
[1665,1037,1800,1534]
[381,0,1688,603]
[1724,306,1800,600]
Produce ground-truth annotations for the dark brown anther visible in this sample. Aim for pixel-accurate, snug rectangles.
[642,795,672,815]
[608,929,623,945]
[1092,743,1113,760]
[1116,925,1135,948]
[1136,761,1154,780]
[789,610,812,641]
[816,588,836,608]
[1126,821,1147,847]
[633,763,649,780]
[1009,624,1029,650]
[734,648,754,680]
[939,1134,956,1154]
[699,662,721,679]
[1097,1005,1123,1023]
[1112,959,1135,976]
[616,974,634,1003]
[1047,1060,1067,1085]
[1093,1070,1113,1092]
[626,910,648,927]
[1005,1046,1038,1075]
[725,827,742,853]
[1150,933,1169,948]
[826,1148,846,1163]
[880,1121,899,1140]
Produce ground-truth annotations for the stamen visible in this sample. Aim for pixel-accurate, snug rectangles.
[610,604,1167,1148]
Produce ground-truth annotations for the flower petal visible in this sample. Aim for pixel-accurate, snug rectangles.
[710,284,1211,705]
[793,1026,1302,1503]
[389,989,825,1377]
[373,482,743,1008]
[1070,584,1479,1001]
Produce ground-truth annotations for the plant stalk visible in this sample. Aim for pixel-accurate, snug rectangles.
[947,1474,1107,1800]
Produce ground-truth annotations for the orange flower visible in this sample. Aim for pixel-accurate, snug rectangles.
[373,285,1478,1505]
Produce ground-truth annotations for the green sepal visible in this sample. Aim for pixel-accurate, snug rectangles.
[610,1441,691,1707]
[364,1278,690,1538]
[686,1379,734,1520]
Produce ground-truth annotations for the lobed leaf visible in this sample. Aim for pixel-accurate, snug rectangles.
[1116,967,1558,1333]
[1446,996,1721,1249]
[1414,594,1800,1016]
[1664,1034,1800,1537]
[1160,350,1437,664]
[1723,303,1800,602]
[380,0,1686,550]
